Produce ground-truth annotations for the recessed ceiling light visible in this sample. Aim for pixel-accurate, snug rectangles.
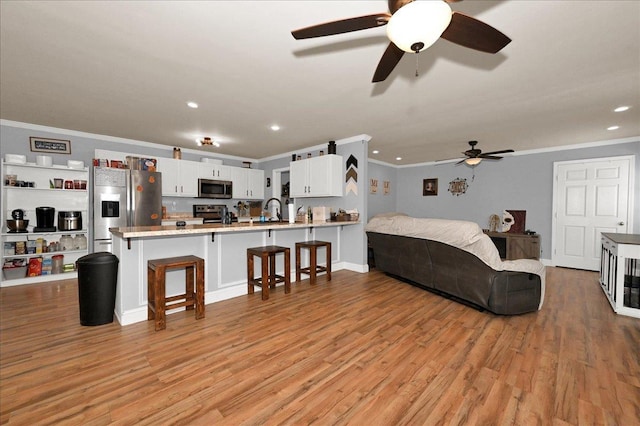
[396,157,402,161]
[187,101,198,109]
[614,106,630,112]
[270,124,280,131]
[372,150,380,154]
[607,126,620,131]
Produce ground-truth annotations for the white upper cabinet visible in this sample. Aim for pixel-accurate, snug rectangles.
[290,154,342,198]
[197,163,231,180]
[156,157,198,197]
[231,168,264,200]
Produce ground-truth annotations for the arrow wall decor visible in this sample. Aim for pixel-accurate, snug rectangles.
[345,154,358,196]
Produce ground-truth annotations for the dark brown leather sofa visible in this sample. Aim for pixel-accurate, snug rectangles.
[367,232,542,315]
[365,213,546,315]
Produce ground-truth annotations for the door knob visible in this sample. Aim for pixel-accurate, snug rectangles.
[618,222,625,226]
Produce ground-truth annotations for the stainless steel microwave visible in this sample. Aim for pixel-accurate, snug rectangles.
[198,179,233,199]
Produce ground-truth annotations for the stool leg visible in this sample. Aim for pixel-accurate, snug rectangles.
[261,253,269,300]
[284,248,291,294]
[326,244,331,281]
[295,244,301,282]
[310,246,317,285]
[185,265,195,311]
[195,258,205,320]
[155,265,166,331]
[147,266,155,321]
[269,253,277,289]
[247,251,255,295]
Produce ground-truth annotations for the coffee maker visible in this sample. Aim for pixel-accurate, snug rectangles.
[34,206,56,232]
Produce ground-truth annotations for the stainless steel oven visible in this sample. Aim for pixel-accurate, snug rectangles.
[198,179,232,199]
[193,204,237,224]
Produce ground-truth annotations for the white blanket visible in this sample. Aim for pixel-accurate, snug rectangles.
[365,213,545,309]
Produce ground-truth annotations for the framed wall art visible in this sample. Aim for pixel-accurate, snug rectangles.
[448,177,468,196]
[423,178,438,196]
[29,137,71,154]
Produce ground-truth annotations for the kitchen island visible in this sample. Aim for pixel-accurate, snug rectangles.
[110,220,360,325]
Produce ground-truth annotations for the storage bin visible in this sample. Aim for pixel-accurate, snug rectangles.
[3,266,27,280]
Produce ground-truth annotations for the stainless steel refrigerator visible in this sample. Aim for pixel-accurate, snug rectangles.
[93,167,162,252]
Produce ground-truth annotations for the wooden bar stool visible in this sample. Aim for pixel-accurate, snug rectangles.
[296,240,331,285]
[147,255,205,331]
[247,245,291,300]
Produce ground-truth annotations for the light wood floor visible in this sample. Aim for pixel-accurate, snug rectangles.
[1,267,639,425]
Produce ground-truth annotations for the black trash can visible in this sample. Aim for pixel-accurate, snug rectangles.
[77,252,119,326]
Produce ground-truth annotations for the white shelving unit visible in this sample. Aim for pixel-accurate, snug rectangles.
[2,161,89,286]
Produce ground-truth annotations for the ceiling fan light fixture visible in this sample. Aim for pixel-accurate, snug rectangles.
[465,157,482,166]
[386,0,452,53]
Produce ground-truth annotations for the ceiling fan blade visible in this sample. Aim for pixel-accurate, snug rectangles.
[478,155,505,160]
[372,42,405,83]
[292,13,390,39]
[481,149,514,156]
[440,12,511,53]
[455,159,467,165]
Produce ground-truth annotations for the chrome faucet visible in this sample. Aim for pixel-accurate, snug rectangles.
[264,198,282,222]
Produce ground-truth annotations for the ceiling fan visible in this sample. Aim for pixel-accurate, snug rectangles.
[456,141,514,165]
[291,0,511,83]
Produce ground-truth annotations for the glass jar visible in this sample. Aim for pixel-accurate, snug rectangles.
[60,235,74,251]
[73,234,87,250]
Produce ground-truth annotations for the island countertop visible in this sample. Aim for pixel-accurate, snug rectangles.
[110,220,359,238]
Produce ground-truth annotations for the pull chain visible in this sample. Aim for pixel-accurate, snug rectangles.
[415,53,419,77]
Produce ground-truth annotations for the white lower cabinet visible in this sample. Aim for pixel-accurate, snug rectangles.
[232,168,264,200]
[290,154,342,197]
[157,157,198,197]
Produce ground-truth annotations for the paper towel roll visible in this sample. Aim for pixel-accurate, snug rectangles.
[288,204,295,224]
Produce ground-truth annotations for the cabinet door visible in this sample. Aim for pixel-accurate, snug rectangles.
[289,160,308,197]
[308,156,329,196]
[198,163,215,179]
[199,163,231,180]
[231,167,248,199]
[179,164,198,197]
[216,165,231,180]
[158,158,198,197]
[308,155,342,197]
[157,158,180,196]
[246,169,264,199]
[507,235,540,260]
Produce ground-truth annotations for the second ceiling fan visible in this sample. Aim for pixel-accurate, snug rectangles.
[291,0,511,83]
[457,141,514,165]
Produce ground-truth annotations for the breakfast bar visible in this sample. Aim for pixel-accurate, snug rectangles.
[110,220,359,325]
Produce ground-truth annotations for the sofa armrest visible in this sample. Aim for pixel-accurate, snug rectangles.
[489,272,542,315]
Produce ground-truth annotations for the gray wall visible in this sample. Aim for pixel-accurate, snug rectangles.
[367,160,397,220]
[3,121,636,267]
[1,121,254,215]
[394,140,640,260]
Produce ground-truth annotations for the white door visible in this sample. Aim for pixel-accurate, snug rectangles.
[553,156,634,270]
